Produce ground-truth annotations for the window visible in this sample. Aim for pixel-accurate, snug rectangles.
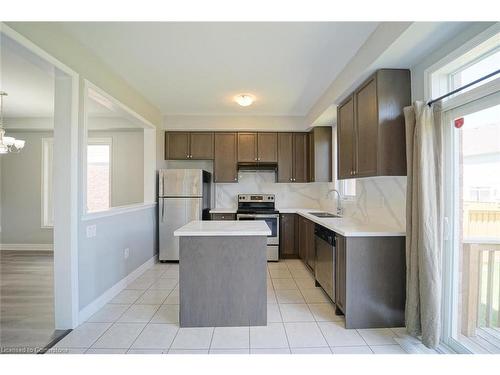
[86,138,112,213]
[338,179,356,200]
[429,29,500,106]
[41,138,54,227]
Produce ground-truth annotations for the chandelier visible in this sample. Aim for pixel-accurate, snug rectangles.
[0,92,25,154]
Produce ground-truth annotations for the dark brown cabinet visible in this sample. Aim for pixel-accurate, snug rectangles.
[337,69,411,180]
[165,132,190,160]
[298,216,315,270]
[189,132,214,160]
[277,133,308,183]
[335,234,346,314]
[308,126,332,182]
[165,132,214,160]
[257,132,278,163]
[279,213,298,258]
[214,132,238,183]
[237,133,257,162]
[211,213,236,220]
[238,132,278,163]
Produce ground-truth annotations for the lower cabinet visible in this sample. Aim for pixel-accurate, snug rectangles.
[298,216,315,271]
[211,213,236,221]
[335,234,346,314]
[279,214,298,258]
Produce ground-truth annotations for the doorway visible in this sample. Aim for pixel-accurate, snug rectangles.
[442,91,500,353]
[0,25,79,353]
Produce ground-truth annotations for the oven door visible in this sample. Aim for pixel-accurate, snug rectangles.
[236,214,279,245]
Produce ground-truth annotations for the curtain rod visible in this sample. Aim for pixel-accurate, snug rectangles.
[427,69,500,107]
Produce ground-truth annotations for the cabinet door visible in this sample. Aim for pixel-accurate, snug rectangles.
[298,216,307,261]
[214,133,238,183]
[257,132,278,163]
[165,132,190,160]
[279,214,297,258]
[277,133,294,183]
[306,219,316,271]
[190,132,214,160]
[355,77,378,177]
[237,132,257,162]
[335,235,346,314]
[337,96,355,179]
[293,133,308,183]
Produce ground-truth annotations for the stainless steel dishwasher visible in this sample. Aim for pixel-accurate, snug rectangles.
[314,225,335,302]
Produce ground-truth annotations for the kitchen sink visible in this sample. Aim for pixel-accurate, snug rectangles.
[309,212,342,218]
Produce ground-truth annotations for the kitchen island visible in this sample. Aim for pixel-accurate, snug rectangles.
[174,220,271,327]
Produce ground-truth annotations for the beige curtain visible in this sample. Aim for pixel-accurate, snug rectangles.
[403,101,444,348]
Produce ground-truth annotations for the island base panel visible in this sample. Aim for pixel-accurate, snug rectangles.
[179,236,267,327]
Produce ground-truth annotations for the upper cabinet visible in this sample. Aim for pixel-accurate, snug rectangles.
[308,126,332,182]
[237,132,277,163]
[214,132,238,183]
[337,69,411,180]
[277,132,308,183]
[165,131,214,160]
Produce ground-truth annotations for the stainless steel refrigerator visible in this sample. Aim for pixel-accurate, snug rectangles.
[158,169,211,261]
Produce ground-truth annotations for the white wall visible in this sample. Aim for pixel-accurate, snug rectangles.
[0,131,54,245]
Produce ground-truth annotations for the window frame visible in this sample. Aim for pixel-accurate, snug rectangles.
[86,137,113,213]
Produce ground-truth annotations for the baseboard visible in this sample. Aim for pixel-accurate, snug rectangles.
[78,255,156,324]
[0,243,53,251]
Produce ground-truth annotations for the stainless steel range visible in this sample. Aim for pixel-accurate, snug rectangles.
[236,194,279,261]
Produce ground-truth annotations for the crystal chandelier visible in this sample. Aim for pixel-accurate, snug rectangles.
[0,92,25,154]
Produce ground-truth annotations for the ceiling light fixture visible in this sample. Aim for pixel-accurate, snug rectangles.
[0,92,25,155]
[235,94,255,107]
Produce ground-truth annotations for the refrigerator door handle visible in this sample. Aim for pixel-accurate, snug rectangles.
[162,199,166,222]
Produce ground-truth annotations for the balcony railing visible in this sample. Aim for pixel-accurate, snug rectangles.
[461,238,500,352]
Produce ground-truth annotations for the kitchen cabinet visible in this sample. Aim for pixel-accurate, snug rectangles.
[257,132,278,163]
[335,234,346,315]
[337,69,410,179]
[214,132,238,183]
[165,132,214,160]
[238,132,278,163]
[279,213,297,258]
[277,133,308,183]
[298,215,315,270]
[165,132,190,160]
[308,126,332,182]
[189,132,214,160]
[211,213,236,220]
[335,235,405,329]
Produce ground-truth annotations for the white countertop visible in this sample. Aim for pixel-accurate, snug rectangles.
[174,220,272,237]
[208,207,405,237]
[286,209,405,237]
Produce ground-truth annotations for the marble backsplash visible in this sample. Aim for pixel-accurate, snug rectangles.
[214,171,406,229]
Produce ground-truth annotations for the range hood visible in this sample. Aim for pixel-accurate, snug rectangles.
[237,162,277,172]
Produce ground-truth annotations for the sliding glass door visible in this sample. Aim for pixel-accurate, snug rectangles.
[442,91,500,353]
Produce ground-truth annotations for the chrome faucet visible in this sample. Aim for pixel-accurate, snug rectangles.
[327,189,343,217]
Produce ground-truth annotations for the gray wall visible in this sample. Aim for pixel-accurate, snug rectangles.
[88,129,144,208]
[78,206,156,309]
[0,131,54,245]
[411,22,495,101]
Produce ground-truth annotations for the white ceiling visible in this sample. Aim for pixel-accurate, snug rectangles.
[60,22,379,116]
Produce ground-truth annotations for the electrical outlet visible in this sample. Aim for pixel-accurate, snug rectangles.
[86,224,97,238]
[124,248,130,259]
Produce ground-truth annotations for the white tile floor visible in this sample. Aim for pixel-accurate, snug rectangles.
[50,259,435,354]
